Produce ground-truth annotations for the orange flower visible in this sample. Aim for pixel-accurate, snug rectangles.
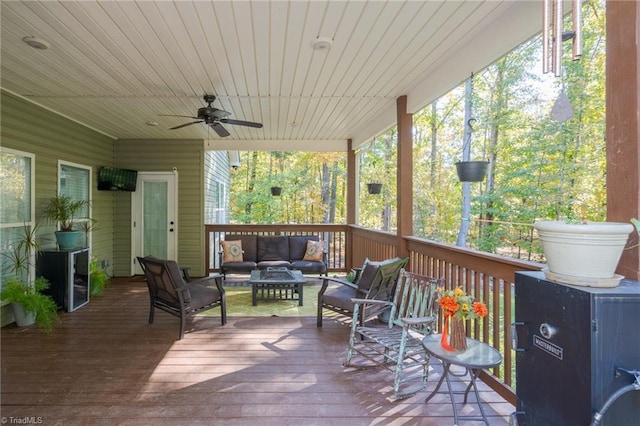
[472,301,488,318]
[439,295,459,314]
[437,287,489,320]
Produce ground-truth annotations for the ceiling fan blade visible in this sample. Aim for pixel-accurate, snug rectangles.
[212,109,232,119]
[159,114,199,119]
[169,121,203,130]
[220,118,263,128]
[210,122,230,137]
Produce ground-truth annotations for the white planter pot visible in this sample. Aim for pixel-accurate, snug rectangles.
[11,302,36,327]
[534,221,634,287]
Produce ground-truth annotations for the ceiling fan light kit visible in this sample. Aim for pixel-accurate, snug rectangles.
[161,95,263,137]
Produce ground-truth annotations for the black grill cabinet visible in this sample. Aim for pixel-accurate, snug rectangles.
[513,271,640,425]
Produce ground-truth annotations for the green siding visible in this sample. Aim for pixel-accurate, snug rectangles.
[1,91,115,266]
[1,91,115,325]
[114,139,205,276]
[1,91,212,282]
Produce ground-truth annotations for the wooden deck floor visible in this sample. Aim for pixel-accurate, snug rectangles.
[1,278,514,425]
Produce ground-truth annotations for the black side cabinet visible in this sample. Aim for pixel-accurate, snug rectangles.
[513,271,640,426]
[37,248,90,312]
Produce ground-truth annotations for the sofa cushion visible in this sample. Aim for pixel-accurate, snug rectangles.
[303,240,324,262]
[290,259,327,274]
[165,259,191,304]
[186,282,222,310]
[356,262,381,292]
[257,236,289,261]
[224,235,257,262]
[322,285,362,312]
[289,235,319,260]
[257,260,291,269]
[221,261,258,274]
[220,240,243,263]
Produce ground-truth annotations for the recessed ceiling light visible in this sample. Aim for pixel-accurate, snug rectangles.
[22,36,50,50]
[312,36,333,51]
[145,121,158,127]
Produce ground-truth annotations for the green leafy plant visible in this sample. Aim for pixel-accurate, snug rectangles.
[0,277,59,332]
[1,223,41,283]
[90,257,109,297]
[42,193,90,231]
[1,223,59,332]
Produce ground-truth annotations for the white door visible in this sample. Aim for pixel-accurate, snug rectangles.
[131,171,178,275]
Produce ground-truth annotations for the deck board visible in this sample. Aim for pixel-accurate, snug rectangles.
[1,278,513,425]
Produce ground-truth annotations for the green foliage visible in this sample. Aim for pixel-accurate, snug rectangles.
[90,257,109,297]
[1,223,59,332]
[358,129,398,231]
[230,151,347,224]
[0,277,59,332]
[226,1,608,263]
[42,193,90,231]
[410,0,606,260]
[1,223,41,283]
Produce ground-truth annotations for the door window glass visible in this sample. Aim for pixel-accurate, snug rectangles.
[143,181,168,258]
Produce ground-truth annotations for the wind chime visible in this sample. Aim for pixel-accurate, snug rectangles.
[543,0,583,123]
[543,0,582,77]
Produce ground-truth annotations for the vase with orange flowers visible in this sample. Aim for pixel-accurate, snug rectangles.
[437,287,488,351]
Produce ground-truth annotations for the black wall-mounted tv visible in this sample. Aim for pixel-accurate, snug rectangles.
[97,167,138,191]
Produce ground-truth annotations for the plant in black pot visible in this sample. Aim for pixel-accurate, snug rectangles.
[270,186,282,196]
[455,160,489,182]
[367,182,383,194]
[42,193,90,250]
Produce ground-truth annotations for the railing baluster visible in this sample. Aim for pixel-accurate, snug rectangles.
[204,224,542,403]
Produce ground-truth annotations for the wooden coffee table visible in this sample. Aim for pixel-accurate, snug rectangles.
[249,268,306,306]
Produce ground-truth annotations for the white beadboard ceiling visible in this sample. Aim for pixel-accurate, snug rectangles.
[0,0,542,151]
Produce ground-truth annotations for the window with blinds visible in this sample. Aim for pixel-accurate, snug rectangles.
[59,162,91,220]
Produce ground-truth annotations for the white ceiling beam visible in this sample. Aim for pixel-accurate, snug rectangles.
[205,139,348,152]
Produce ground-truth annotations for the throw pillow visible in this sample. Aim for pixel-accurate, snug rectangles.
[221,240,243,263]
[302,240,324,262]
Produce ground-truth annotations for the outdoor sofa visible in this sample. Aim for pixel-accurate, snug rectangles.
[219,234,327,276]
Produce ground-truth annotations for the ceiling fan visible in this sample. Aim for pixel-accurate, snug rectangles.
[160,95,263,137]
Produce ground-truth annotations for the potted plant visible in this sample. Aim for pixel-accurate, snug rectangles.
[367,183,382,194]
[455,160,489,182]
[0,277,58,331]
[0,224,59,331]
[90,256,109,297]
[42,193,90,250]
[270,186,282,196]
[534,219,634,287]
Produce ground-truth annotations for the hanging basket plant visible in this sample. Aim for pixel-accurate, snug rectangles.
[367,183,382,194]
[455,160,489,182]
[270,186,282,196]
